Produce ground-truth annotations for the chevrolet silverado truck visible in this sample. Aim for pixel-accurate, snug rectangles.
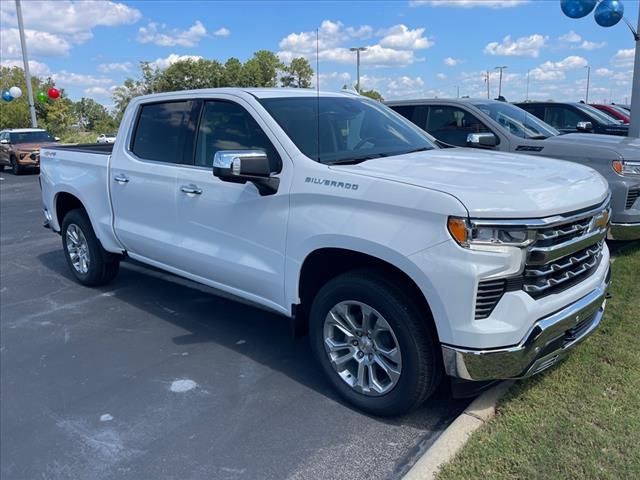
[387,98,640,240]
[0,128,57,174]
[40,89,612,416]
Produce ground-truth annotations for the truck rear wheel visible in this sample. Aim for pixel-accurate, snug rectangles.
[61,209,120,286]
[309,269,442,416]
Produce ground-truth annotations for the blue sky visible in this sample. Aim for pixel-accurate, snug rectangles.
[1,0,637,108]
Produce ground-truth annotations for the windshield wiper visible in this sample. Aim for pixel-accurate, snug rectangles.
[326,153,388,165]
[528,135,548,140]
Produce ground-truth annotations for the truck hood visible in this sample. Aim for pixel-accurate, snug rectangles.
[543,133,640,160]
[333,148,609,218]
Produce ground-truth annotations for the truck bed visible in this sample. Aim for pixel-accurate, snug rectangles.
[45,143,114,154]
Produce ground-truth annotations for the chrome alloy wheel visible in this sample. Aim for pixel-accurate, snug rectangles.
[323,301,402,396]
[66,224,90,275]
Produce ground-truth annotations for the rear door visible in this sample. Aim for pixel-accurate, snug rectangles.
[110,100,196,266]
[172,96,291,309]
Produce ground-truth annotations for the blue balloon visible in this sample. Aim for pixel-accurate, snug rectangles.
[594,0,624,27]
[1,90,13,102]
[560,0,597,19]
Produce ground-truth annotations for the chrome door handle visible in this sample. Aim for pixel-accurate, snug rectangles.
[180,184,202,195]
[113,174,129,184]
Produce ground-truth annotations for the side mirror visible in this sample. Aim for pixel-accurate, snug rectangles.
[54,137,60,142]
[466,132,497,148]
[213,150,279,196]
[0,139,8,144]
[576,121,593,132]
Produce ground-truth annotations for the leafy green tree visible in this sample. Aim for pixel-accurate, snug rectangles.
[243,50,282,87]
[156,59,224,91]
[359,88,384,102]
[223,57,243,86]
[281,57,314,88]
[73,97,115,131]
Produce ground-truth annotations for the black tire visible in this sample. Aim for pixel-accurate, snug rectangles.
[0,164,5,172]
[10,155,22,175]
[61,208,120,286]
[309,269,442,416]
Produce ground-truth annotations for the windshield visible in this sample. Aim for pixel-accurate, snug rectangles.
[471,101,559,139]
[259,96,437,164]
[575,104,618,125]
[9,131,54,144]
[608,105,630,119]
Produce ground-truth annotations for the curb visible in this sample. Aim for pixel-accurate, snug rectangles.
[403,381,514,480]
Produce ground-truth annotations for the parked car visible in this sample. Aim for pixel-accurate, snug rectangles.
[513,101,629,136]
[0,128,58,174]
[590,104,630,124]
[386,98,640,240]
[96,133,117,144]
[41,88,612,416]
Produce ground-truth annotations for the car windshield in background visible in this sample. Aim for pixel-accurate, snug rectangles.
[259,96,436,164]
[575,104,618,125]
[471,101,559,139]
[9,131,54,143]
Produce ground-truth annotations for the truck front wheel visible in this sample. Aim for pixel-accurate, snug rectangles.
[61,209,120,286]
[309,270,442,416]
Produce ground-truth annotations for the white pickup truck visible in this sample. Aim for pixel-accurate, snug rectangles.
[41,89,612,416]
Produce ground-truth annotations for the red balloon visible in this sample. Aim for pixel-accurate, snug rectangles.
[47,87,60,100]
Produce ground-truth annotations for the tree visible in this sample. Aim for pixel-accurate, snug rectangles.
[156,59,224,91]
[243,50,282,87]
[74,97,116,131]
[359,88,384,102]
[223,57,243,86]
[281,57,314,88]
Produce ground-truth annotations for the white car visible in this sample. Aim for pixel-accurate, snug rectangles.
[96,133,116,144]
[40,88,611,416]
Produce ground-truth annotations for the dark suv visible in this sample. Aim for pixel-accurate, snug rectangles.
[514,101,629,136]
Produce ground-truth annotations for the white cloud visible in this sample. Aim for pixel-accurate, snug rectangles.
[410,0,528,8]
[148,53,204,70]
[484,34,547,58]
[0,28,71,58]
[52,71,113,87]
[278,20,430,68]
[0,1,141,35]
[84,86,117,98]
[0,59,51,76]
[214,27,231,37]
[595,68,613,77]
[579,40,606,51]
[378,25,433,50]
[529,55,587,81]
[316,71,352,88]
[97,62,133,73]
[436,73,447,80]
[137,21,207,47]
[612,48,635,68]
[559,31,581,43]
[444,57,460,66]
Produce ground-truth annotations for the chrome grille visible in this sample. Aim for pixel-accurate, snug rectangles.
[626,189,640,209]
[475,279,506,319]
[534,217,591,247]
[523,242,603,298]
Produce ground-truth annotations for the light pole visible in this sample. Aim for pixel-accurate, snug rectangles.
[350,47,366,92]
[495,66,507,99]
[584,65,591,103]
[15,0,37,127]
[483,71,491,99]
[526,69,531,101]
[629,12,639,137]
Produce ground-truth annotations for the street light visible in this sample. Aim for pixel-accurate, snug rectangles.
[526,69,531,101]
[350,47,367,92]
[584,65,591,103]
[495,66,507,99]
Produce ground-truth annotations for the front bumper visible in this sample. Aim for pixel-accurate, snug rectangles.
[442,264,611,381]
[17,152,40,167]
[609,222,640,241]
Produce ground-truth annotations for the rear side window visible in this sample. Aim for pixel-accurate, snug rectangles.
[131,101,191,163]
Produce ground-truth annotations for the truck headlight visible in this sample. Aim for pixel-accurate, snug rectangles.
[448,217,533,250]
[612,160,640,176]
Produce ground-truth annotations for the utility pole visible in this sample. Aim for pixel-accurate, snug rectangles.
[495,66,507,99]
[629,12,640,138]
[483,71,491,99]
[456,85,460,98]
[15,0,37,127]
[349,47,366,92]
[585,65,591,103]
[526,69,531,101]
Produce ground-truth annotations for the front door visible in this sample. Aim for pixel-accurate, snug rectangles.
[173,97,291,310]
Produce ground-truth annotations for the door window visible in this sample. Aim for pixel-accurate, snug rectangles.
[194,101,281,171]
[426,106,490,147]
[543,106,585,130]
[131,101,191,163]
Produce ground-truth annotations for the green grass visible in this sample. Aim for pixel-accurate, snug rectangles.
[438,242,640,480]
[58,131,97,144]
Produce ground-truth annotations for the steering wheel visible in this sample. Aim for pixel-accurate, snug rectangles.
[353,136,377,150]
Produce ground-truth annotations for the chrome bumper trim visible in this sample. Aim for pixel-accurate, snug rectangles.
[608,223,640,241]
[442,266,610,381]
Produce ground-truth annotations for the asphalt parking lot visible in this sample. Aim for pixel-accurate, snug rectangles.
[0,172,467,480]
